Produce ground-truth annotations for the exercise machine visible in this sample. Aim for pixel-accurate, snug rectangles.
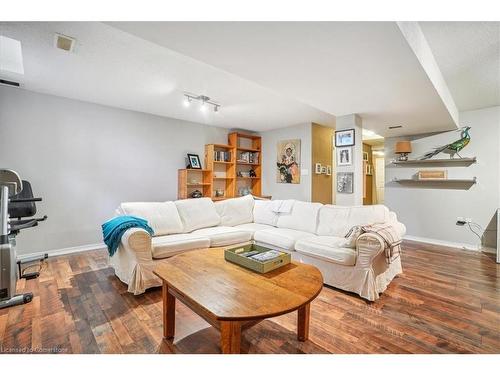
[0,169,47,309]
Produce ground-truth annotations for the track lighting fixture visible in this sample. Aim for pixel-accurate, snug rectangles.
[183,93,221,113]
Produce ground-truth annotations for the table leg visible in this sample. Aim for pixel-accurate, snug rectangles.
[297,303,310,341]
[163,281,176,340]
[220,321,242,354]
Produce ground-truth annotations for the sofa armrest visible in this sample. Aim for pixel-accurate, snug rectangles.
[388,212,406,237]
[120,227,153,262]
[355,232,385,268]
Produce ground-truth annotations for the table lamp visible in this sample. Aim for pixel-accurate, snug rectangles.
[395,141,412,161]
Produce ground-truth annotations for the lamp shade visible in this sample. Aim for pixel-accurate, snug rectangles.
[395,141,412,154]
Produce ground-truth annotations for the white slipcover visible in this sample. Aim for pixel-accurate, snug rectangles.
[233,223,275,236]
[175,197,220,232]
[253,227,314,251]
[214,195,254,226]
[192,226,252,247]
[295,236,357,266]
[152,234,210,259]
[253,200,279,226]
[120,201,183,236]
[110,200,405,300]
[317,204,390,237]
[277,201,322,233]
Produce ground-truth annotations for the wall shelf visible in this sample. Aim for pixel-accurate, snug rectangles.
[392,177,477,190]
[391,157,476,167]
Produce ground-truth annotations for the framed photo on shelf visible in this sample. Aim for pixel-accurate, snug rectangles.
[187,153,202,169]
[335,128,355,147]
[337,147,352,166]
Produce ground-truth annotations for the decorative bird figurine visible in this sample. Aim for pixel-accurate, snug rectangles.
[420,126,471,160]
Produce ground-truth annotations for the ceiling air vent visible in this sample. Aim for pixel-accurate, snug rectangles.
[388,125,403,129]
[54,33,76,52]
[0,78,20,87]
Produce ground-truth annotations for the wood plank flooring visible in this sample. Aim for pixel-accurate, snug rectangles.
[0,240,499,354]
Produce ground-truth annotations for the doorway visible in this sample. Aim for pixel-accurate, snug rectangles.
[362,132,384,205]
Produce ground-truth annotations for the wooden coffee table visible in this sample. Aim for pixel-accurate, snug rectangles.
[153,247,323,354]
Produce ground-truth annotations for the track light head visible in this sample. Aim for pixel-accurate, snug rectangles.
[183,93,220,113]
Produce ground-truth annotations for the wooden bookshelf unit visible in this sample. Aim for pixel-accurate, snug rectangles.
[178,169,212,199]
[229,132,262,197]
[205,143,236,201]
[200,132,262,201]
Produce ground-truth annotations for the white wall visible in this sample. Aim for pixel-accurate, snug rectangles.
[260,123,312,201]
[0,87,229,255]
[385,106,500,250]
[335,114,363,206]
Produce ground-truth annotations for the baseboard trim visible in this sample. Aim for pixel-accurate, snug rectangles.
[403,235,483,252]
[17,242,106,261]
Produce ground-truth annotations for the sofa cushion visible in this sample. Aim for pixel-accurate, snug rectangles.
[254,227,314,251]
[120,202,183,236]
[152,234,210,259]
[215,195,254,226]
[253,200,279,226]
[277,201,322,233]
[295,236,357,266]
[175,197,220,233]
[192,226,252,247]
[317,205,390,237]
[233,223,275,236]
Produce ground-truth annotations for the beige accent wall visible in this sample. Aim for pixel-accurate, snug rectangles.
[311,123,334,204]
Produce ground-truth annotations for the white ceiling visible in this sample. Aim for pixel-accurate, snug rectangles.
[0,22,335,132]
[420,22,500,112]
[3,22,493,136]
[109,21,458,136]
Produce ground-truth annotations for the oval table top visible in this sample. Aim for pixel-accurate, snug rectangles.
[154,248,323,321]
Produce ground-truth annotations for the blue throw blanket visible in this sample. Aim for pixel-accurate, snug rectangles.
[102,216,154,257]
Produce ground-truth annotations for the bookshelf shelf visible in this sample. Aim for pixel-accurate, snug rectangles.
[236,162,261,166]
[178,169,212,199]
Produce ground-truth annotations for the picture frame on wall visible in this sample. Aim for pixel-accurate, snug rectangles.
[335,128,355,147]
[337,172,354,194]
[363,151,369,161]
[321,166,327,174]
[337,147,352,166]
[326,165,332,175]
[276,139,301,184]
[315,163,322,174]
[187,153,202,169]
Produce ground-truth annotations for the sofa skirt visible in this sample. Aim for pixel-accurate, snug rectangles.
[110,244,402,299]
[291,250,402,301]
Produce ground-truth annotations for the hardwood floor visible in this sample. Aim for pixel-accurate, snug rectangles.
[1,240,499,354]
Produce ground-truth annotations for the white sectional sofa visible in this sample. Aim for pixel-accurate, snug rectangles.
[109,195,405,301]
